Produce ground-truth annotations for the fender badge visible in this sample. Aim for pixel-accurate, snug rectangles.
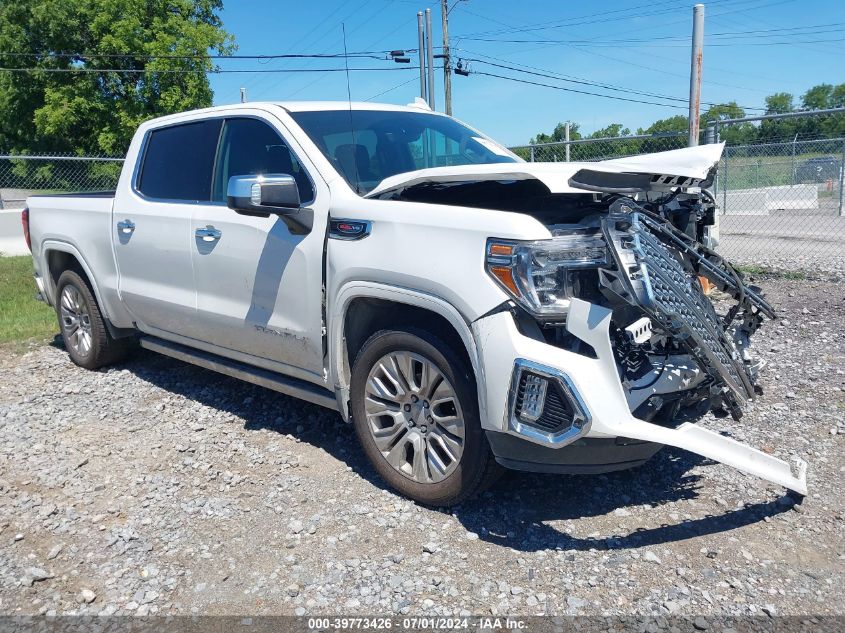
[329,219,372,241]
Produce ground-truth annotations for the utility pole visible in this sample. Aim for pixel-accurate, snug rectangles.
[417,12,427,103]
[688,3,704,147]
[440,0,452,115]
[425,8,436,110]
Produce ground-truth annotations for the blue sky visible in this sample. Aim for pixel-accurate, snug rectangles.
[209,0,844,146]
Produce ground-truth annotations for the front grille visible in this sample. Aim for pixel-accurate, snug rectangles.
[602,210,754,407]
[515,372,575,434]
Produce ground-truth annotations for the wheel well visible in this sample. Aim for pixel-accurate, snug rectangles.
[46,250,85,289]
[343,298,474,382]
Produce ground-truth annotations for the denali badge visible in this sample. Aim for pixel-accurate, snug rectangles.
[329,219,371,241]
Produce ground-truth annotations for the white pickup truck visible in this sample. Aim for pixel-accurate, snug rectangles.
[24,101,807,505]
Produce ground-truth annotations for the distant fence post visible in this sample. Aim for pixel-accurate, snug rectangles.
[722,146,728,215]
[530,146,535,162]
[840,138,845,217]
[565,122,571,162]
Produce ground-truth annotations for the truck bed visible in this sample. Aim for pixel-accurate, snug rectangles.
[27,191,120,320]
[28,191,116,199]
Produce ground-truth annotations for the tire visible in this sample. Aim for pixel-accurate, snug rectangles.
[350,328,502,506]
[55,269,130,370]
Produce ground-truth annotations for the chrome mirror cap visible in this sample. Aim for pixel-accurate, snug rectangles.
[227,174,300,216]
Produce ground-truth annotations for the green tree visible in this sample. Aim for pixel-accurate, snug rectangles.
[0,0,234,155]
[801,83,834,110]
[701,101,744,124]
[637,115,688,135]
[759,92,797,141]
[764,92,794,115]
[832,84,845,108]
[531,121,581,144]
[588,123,630,138]
[700,102,757,144]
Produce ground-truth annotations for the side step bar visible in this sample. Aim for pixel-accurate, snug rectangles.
[139,336,339,412]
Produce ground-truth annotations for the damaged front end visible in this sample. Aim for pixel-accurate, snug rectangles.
[376,145,807,493]
[477,189,808,493]
[484,189,775,431]
[599,197,775,422]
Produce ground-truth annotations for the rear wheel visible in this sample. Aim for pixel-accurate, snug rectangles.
[55,269,130,370]
[350,328,501,506]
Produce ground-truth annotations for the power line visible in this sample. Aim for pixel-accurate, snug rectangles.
[455,0,692,38]
[708,13,842,57]
[452,0,770,39]
[559,45,779,96]
[246,0,379,99]
[457,55,766,111]
[365,76,418,101]
[467,70,690,109]
[353,2,442,105]
[452,0,796,47]
[0,66,418,74]
[0,51,402,60]
[455,27,845,46]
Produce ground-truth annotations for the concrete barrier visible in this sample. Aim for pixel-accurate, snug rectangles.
[724,184,819,215]
[765,184,819,210]
[0,188,35,210]
[0,210,27,256]
[724,190,769,215]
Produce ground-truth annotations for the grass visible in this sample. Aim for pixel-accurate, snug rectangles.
[722,150,841,190]
[0,256,57,348]
[736,264,807,280]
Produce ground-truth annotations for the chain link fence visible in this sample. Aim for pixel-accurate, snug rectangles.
[2,112,844,272]
[0,154,124,210]
[510,110,845,273]
[510,132,688,163]
[709,110,844,273]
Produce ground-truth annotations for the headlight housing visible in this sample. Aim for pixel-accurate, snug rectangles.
[485,231,607,318]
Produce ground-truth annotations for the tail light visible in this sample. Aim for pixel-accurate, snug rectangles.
[21,207,32,252]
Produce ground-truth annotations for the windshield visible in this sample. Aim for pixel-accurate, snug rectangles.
[288,109,519,194]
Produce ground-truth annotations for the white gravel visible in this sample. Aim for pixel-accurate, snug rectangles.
[1,277,843,617]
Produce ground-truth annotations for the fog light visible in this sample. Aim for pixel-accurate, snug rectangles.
[519,373,548,422]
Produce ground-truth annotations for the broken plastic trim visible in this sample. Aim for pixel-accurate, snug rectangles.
[599,199,772,418]
[568,168,712,194]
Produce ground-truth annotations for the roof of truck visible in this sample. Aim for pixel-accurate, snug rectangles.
[140,100,438,128]
[276,100,435,113]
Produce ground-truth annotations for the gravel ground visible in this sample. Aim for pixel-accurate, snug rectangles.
[1,277,843,618]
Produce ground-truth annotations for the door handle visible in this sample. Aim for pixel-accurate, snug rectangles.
[195,226,222,242]
[117,219,135,234]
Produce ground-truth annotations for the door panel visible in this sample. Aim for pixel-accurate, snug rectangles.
[190,115,327,377]
[113,201,195,335]
[114,119,222,336]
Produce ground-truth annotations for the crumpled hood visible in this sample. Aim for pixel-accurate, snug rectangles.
[366,142,725,197]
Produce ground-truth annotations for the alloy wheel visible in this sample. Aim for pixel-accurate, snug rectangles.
[364,351,466,483]
[60,284,93,356]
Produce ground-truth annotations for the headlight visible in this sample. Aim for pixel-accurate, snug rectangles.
[485,232,607,317]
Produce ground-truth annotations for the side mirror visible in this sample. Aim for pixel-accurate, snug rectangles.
[227,174,300,217]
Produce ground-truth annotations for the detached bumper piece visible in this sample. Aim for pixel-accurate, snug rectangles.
[472,300,808,494]
[600,199,774,419]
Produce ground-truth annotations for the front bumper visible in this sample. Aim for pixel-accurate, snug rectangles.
[471,299,808,495]
[487,432,663,475]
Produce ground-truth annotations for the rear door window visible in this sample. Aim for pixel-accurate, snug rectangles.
[137,119,222,201]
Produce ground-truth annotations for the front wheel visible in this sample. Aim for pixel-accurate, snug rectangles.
[350,328,501,506]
